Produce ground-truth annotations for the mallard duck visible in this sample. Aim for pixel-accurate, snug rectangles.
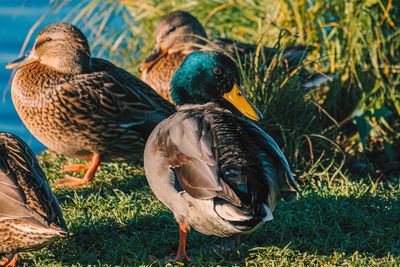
[0,132,67,267]
[144,51,299,262]
[140,10,330,103]
[140,10,208,102]
[6,22,175,187]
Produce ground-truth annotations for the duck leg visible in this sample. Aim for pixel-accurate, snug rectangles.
[55,154,100,187]
[0,254,18,267]
[60,164,88,173]
[0,256,8,266]
[234,234,240,247]
[170,222,190,263]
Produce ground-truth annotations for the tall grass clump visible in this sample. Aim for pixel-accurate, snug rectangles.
[46,0,399,179]
[282,0,400,175]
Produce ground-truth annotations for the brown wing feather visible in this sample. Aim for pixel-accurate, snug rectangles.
[57,72,161,122]
[37,59,176,160]
[92,58,176,114]
[140,53,186,102]
[0,132,66,230]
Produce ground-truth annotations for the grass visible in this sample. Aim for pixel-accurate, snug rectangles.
[14,152,398,266]
[12,0,400,265]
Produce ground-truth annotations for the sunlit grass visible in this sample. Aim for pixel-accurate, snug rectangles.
[14,0,400,265]
[14,152,398,266]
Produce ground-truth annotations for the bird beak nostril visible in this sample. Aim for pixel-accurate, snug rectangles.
[6,50,39,70]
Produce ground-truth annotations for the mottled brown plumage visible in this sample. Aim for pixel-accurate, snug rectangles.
[140,10,207,103]
[140,10,325,103]
[7,22,175,186]
[141,53,186,102]
[0,132,67,265]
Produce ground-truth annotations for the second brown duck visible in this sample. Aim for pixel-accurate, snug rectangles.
[140,10,324,103]
[0,132,67,266]
[6,22,175,187]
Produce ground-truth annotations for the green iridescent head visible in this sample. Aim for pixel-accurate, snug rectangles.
[170,51,262,121]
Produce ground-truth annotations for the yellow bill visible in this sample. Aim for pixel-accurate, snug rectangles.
[6,50,39,70]
[140,45,168,71]
[223,84,263,121]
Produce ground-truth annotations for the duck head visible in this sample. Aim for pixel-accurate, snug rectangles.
[170,51,263,121]
[6,22,91,74]
[140,10,208,71]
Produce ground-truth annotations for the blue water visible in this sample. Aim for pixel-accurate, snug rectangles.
[0,0,74,154]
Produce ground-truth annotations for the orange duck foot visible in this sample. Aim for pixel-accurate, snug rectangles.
[169,254,191,264]
[55,154,100,187]
[148,255,190,265]
[0,254,18,267]
[54,175,91,187]
[169,222,191,263]
[0,257,8,267]
[61,164,89,173]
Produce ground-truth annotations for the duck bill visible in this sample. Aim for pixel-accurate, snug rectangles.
[223,84,263,121]
[140,45,168,71]
[5,50,39,69]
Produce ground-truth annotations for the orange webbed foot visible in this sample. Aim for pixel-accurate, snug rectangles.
[54,175,90,187]
[55,154,100,187]
[60,164,89,173]
[149,255,191,265]
[169,222,191,263]
[149,222,191,264]
[0,254,18,267]
[0,257,8,266]
[169,254,191,264]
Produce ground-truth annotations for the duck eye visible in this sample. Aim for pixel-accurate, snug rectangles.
[45,37,52,42]
[212,67,222,75]
[237,91,242,97]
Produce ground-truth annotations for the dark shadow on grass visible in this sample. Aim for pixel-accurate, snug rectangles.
[23,209,255,266]
[20,209,176,266]
[20,186,400,265]
[245,193,400,258]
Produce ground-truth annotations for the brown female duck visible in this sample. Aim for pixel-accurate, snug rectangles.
[0,132,67,267]
[140,10,208,102]
[140,10,327,103]
[6,22,175,187]
[144,51,299,262]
